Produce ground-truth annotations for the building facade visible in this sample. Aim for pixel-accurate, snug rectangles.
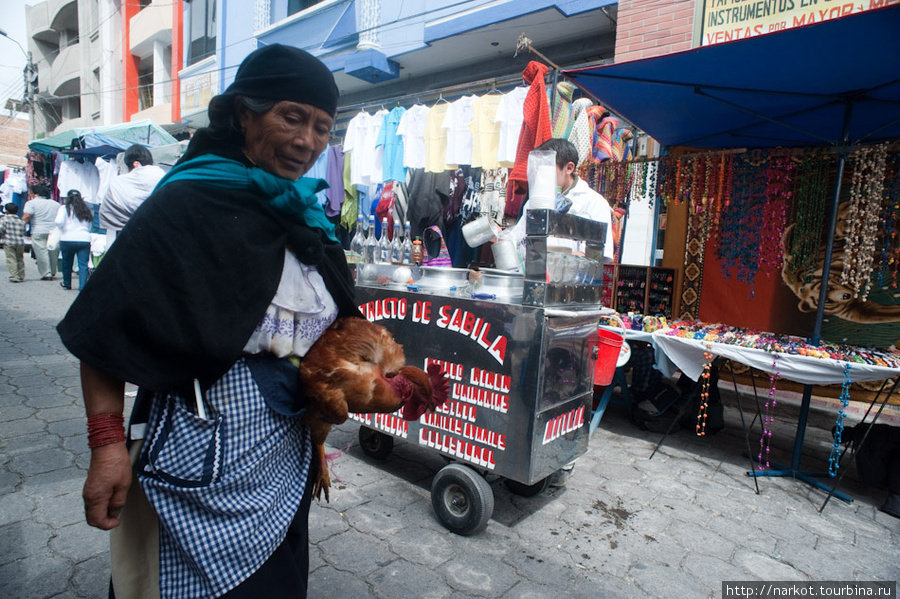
[25,0,183,141]
[178,0,620,127]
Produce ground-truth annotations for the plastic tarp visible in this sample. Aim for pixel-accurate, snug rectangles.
[29,119,178,154]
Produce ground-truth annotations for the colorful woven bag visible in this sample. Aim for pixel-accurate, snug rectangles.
[422,225,452,267]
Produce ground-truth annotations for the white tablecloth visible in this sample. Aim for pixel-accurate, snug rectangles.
[600,326,679,378]
[651,332,900,385]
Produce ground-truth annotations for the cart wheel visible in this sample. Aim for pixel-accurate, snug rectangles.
[431,463,494,535]
[358,427,393,460]
[503,476,550,497]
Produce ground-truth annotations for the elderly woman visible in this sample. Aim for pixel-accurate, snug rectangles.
[58,45,358,598]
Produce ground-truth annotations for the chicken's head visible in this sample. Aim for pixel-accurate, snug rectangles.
[394,363,450,421]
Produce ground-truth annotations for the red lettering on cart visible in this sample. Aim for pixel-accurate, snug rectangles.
[359,297,408,322]
[436,306,507,365]
[461,311,477,335]
[421,412,464,435]
[451,382,509,413]
[469,367,511,393]
[425,358,463,381]
[349,413,372,425]
[418,428,497,470]
[462,422,506,450]
[412,300,432,324]
[542,405,585,445]
[373,413,409,438]
[435,400,477,422]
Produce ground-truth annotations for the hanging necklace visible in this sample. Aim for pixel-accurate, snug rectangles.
[758,153,795,277]
[717,152,765,286]
[842,143,889,301]
[785,151,830,284]
[875,152,899,289]
[827,364,852,477]
[696,350,714,436]
[758,355,780,470]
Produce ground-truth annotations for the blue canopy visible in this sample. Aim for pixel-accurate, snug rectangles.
[564,6,900,149]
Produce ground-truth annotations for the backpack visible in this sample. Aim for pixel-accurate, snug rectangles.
[631,381,687,434]
[630,364,725,436]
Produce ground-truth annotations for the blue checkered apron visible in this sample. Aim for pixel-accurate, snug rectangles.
[138,358,311,598]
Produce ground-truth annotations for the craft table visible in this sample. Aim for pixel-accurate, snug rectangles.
[651,331,900,502]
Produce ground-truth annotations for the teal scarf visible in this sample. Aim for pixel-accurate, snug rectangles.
[155,154,338,242]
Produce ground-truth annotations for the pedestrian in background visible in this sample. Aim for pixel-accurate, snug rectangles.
[100,144,166,243]
[55,190,93,290]
[22,183,59,280]
[0,203,27,283]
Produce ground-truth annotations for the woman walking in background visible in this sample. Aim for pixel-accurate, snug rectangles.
[55,189,93,290]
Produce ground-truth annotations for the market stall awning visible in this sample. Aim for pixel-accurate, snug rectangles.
[29,120,178,154]
[564,6,900,149]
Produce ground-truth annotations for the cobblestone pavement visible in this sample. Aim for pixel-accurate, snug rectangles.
[1,257,898,598]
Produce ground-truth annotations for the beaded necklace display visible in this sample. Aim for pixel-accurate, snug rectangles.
[785,152,830,284]
[841,143,889,301]
[645,161,658,208]
[717,152,767,286]
[875,153,899,289]
[696,350,714,436]
[827,364,852,477]
[758,154,796,277]
[757,355,780,470]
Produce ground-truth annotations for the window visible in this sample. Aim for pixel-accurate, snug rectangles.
[186,0,217,66]
[288,0,325,16]
[138,59,154,111]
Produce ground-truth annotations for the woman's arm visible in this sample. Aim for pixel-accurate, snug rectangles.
[80,362,132,530]
[54,205,66,228]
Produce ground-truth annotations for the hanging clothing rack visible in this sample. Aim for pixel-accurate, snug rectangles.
[335,73,526,117]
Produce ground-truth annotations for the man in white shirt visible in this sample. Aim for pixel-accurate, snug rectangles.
[100,145,166,239]
[503,139,614,489]
[22,183,60,280]
[505,138,614,264]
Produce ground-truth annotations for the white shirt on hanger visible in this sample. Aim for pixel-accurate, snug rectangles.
[57,159,100,203]
[344,111,371,187]
[363,109,388,185]
[494,86,529,166]
[94,157,118,206]
[396,104,429,170]
[441,95,477,166]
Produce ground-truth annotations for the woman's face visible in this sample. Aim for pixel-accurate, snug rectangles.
[238,100,333,180]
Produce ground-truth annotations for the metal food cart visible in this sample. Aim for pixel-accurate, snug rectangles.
[350,210,610,534]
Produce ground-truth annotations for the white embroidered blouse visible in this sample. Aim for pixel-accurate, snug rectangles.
[243,249,339,358]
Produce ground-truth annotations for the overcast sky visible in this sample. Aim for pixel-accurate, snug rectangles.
[0,0,29,112]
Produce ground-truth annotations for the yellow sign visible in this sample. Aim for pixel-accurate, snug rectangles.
[700,0,898,46]
[180,70,219,115]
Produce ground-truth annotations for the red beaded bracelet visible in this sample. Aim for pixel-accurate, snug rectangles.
[87,413,126,449]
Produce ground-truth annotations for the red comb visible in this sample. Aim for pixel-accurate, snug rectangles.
[426,363,450,408]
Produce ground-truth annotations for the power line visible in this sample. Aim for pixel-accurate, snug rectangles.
[27,1,595,110]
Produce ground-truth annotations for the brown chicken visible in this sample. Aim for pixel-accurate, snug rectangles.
[299,317,449,501]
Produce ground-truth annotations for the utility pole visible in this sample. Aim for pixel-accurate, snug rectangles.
[0,28,36,142]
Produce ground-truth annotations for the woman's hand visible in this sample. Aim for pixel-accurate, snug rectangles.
[83,442,132,530]
[80,362,129,529]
